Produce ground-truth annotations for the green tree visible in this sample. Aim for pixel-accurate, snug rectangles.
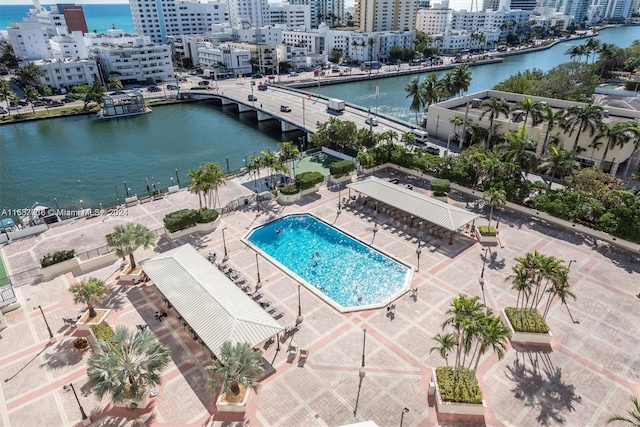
[87,327,170,404]
[513,96,542,130]
[70,78,106,110]
[420,73,441,123]
[202,162,227,208]
[562,104,603,151]
[187,168,206,208]
[405,77,423,127]
[595,122,634,170]
[450,64,472,98]
[0,41,19,71]
[24,85,40,114]
[493,69,545,94]
[530,62,599,102]
[68,277,110,318]
[480,98,509,149]
[16,62,45,87]
[538,145,579,188]
[205,341,265,397]
[607,396,640,426]
[310,117,358,151]
[496,125,538,177]
[483,187,507,228]
[429,332,456,366]
[106,222,156,269]
[539,103,563,155]
[107,77,123,90]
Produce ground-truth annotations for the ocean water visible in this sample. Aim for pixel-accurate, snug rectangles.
[0,4,135,34]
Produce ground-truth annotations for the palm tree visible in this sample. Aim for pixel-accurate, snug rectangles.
[107,77,123,90]
[449,114,464,142]
[16,62,45,87]
[68,277,110,318]
[562,104,603,151]
[621,122,640,186]
[596,122,635,170]
[87,327,170,405]
[25,85,40,114]
[201,162,226,208]
[468,312,510,392]
[367,39,376,72]
[205,341,265,397]
[420,73,440,124]
[405,77,423,127]
[608,396,640,426]
[513,97,542,130]
[483,187,507,228]
[497,125,538,177]
[187,168,206,208]
[106,222,156,270]
[539,104,562,155]
[480,98,510,149]
[584,38,601,63]
[538,145,579,188]
[450,64,472,98]
[0,79,16,116]
[429,332,456,366]
[278,141,299,181]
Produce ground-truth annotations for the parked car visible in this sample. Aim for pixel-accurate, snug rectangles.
[61,97,75,103]
[425,146,440,155]
[167,84,179,90]
[248,95,257,101]
[252,73,263,78]
[365,116,378,126]
[33,101,48,107]
[280,105,291,112]
[200,80,210,86]
[148,86,161,92]
[0,107,7,114]
[258,85,268,91]
[49,100,64,107]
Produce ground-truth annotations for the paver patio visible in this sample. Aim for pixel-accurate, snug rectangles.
[0,168,638,427]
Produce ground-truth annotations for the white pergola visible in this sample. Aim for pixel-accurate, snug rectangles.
[347,177,479,232]
[140,244,283,358]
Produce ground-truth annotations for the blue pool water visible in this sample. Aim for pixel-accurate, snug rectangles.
[246,214,411,310]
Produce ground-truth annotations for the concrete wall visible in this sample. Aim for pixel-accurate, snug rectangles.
[7,224,48,240]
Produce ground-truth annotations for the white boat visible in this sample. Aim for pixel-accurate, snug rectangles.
[20,204,60,227]
[97,91,151,120]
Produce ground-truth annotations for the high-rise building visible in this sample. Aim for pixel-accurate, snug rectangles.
[288,0,345,27]
[7,21,53,61]
[602,0,634,20]
[227,0,271,27]
[557,0,590,21]
[355,0,420,32]
[269,4,312,29]
[129,0,228,43]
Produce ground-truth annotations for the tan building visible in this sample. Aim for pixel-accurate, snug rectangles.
[355,0,419,32]
[426,90,640,176]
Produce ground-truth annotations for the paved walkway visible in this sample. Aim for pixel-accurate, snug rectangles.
[1,169,638,427]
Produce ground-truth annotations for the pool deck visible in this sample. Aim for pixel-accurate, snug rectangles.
[1,169,639,427]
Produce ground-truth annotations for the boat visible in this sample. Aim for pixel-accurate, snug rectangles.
[96,91,151,120]
[0,218,18,234]
[20,204,61,227]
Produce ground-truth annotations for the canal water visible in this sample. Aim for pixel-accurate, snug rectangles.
[0,26,637,212]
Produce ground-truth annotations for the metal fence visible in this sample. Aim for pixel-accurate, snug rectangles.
[76,245,112,261]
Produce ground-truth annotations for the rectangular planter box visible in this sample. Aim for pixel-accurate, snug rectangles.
[328,173,354,185]
[41,257,80,280]
[165,216,221,241]
[432,368,486,416]
[216,387,250,413]
[277,191,300,205]
[76,308,111,332]
[300,186,320,197]
[500,308,552,345]
[477,233,498,247]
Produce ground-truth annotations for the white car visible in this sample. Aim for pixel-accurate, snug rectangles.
[365,116,378,126]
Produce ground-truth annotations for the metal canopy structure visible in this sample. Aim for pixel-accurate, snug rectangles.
[140,244,283,357]
[347,176,479,231]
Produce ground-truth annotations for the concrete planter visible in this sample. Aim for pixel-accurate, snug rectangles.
[300,185,320,197]
[328,173,354,185]
[432,368,486,416]
[501,308,552,345]
[165,216,221,241]
[433,195,449,204]
[477,233,499,246]
[120,266,145,282]
[41,258,79,280]
[215,386,250,413]
[113,388,151,410]
[76,308,111,332]
[277,191,300,205]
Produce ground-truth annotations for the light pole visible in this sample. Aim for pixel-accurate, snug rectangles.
[296,284,303,324]
[359,328,367,377]
[416,241,422,272]
[400,407,409,427]
[338,189,342,213]
[255,253,261,287]
[302,97,306,133]
[221,228,228,261]
[34,305,56,343]
[63,383,90,425]
[568,259,577,269]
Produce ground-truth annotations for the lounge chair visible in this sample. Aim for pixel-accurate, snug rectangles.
[251,290,264,300]
[271,309,283,319]
[284,323,300,335]
[259,300,272,309]
[299,349,309,359]
[429,239,442,252]
[266,306,277,314]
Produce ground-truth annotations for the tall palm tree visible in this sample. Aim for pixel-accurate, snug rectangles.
[0,79,16,116]
[539,104,563,156]
[562,104,603,151]
[483,187,507,228]
[405,77,423,127]
[367,39,376,72]
[513,96,542,130]
[25,85,40,114]
[584,38,601,63]
[538,145,579,188]
[87,327,170,405]
[497,125,538,177]
[107,77,123,90]
[16,62,45,87]
[596,122,635,170]
[620,121,640,185]
[203,162,226,208]
[420,73,440,124]
[106,222,156,270]
[278,141,299,180]
[205,341,265,397]
[608,396,640,426]
[438,71,456,100]
[480,98,510,149]
[449,114,465,142]
[429,332,456,366]
[68,277,110,318]
[451,64,472,98]
[469,312,510,392]
[187,168,206,208]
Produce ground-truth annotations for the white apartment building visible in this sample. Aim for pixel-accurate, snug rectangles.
[227,0,271,27]
[7,21,53,61]
[34,58,100,90]
[23,0,70,37]
[166,29,233,66]
[415,3,451,34]
[197,43,252,76]
[602,0,634,20]
[286,0,344,27]
[87,30,174,83]
[227,42,279,73]
[355,0,420,32]
[129,0,228,43]
[50,31,89,60]
[287,0,320,28]
[269,4,312,29]
[232,25,285,44]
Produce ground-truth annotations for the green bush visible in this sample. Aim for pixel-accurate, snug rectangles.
[505,307,549,333]
[196,208,219,224]
[295,171,324,190]
[329,159,356,177]
[280,185,300,195]
[435,366,483,404]
[478,225,497,236]
[41,250,76,268]
[431,179,451,196]
[91,322,115,344]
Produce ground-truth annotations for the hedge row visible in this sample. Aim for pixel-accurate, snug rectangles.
[329,160,356,177]
[91,322,115,344]
[478,225,497,236]
[505,307,549,333]
[435,366,483,404]
[431,179,451,196]
[41,250,76,268]
[295,171,324,190]
[163,208,219,233]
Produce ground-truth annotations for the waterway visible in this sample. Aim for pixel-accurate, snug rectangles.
[1,25,638,213]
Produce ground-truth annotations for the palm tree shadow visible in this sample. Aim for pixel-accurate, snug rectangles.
[505,349,581,426]
[42,339,85,370]
[488,251,506,270]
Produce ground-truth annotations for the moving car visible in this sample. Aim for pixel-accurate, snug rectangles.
[280,105,291,112]
[248,95,257,101]
[258,85,268,91]
[167,85,179,90]
[365,116,378,126]
[148,86,161,92]
[425,146,440,155]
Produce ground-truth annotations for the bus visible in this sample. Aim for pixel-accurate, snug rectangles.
[360,61,380,71]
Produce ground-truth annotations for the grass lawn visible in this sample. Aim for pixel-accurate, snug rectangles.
[294,153,342,176]
[0,253,9,286]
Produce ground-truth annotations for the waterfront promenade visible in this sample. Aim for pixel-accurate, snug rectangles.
[0,169,638,426]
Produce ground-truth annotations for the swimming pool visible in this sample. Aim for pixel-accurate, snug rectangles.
[245,214,412,311]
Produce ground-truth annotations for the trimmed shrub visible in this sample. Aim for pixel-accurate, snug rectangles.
[435,366,483,404]
[196,208,219,224]
[295,171,324,190]
[164,208,218,232]
[41,250,76,268]
[280,185,300,195]
[431,179,451,196]
[505,307,549,333]
[329,159,356,177]
[478,225,497,236]
[73,337,89,350]
[91,322,115,344]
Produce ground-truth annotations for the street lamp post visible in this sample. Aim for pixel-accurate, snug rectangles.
[63,383,90,425]
[568,259,577,269]
[255,253,261,287]
[337,189,342,213]
[296,284,303,324]
[416,242,422,272]
[34,305,56,343]
[359,328,367,377]
[400,407,409,427]
[221,228,228,261]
